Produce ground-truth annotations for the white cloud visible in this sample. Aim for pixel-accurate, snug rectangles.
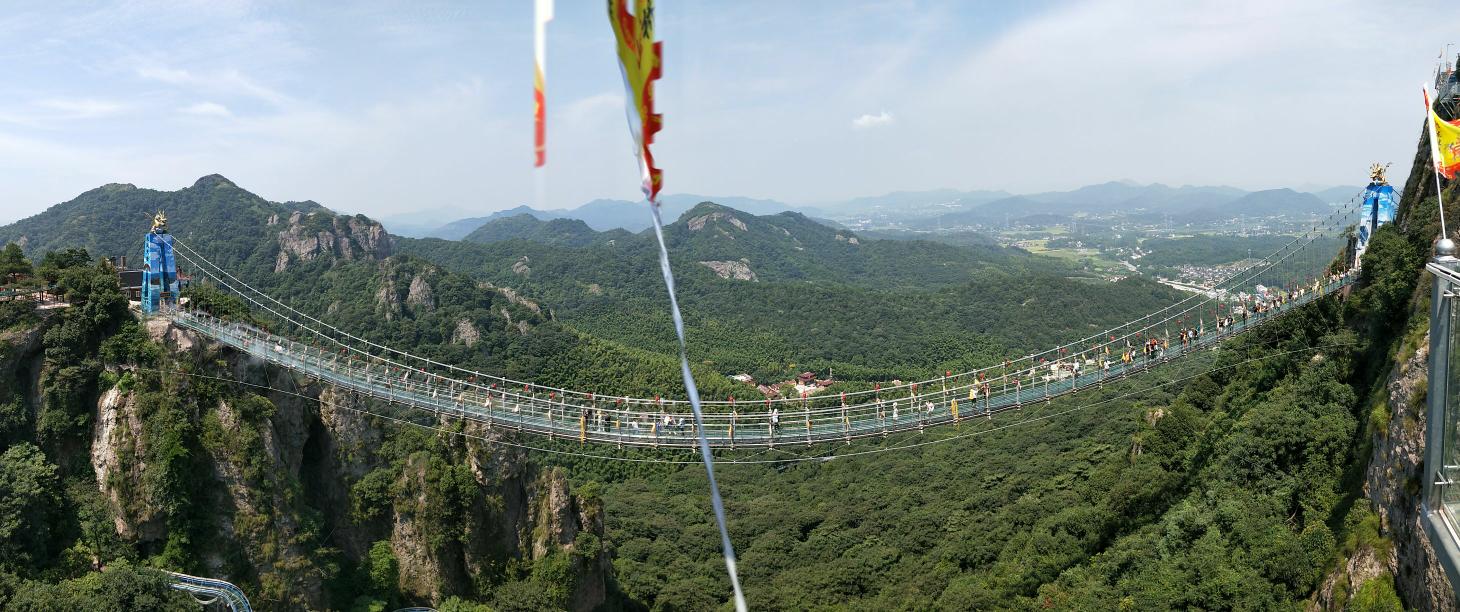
[852,110,894,129]
[137,65,291,107]
[34,98,124,119]
[179,102,232,118]
[560,92,624,125]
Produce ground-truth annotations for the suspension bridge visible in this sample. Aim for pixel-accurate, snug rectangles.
[139,192,1369,451]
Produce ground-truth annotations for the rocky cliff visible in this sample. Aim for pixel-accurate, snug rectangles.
[275,211,394,272]
[1358,333,1454,611]
[14,310,611,610]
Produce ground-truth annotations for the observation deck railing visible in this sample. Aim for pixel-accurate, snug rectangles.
[1423,244,1460,590]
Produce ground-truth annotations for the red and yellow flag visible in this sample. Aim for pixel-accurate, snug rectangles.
[1426,87,1460,180]
[533,0,553,167]
[608,0,663,201]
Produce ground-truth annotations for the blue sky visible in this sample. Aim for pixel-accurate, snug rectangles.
[0,0,1455,223]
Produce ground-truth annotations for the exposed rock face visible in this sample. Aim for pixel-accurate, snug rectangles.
[406,275,435,312]
[346,216,392,256]
[498,307,533,335]
[529,468,609,612]
[492,284,542,314]
[452,319,481,347]
[391,453,461,601]
[73,317,611,609]
[512,256,531,276]
[377,429,609,609]
[687,211,748,232]
[375,283,402,321]
[274,211,394,272]
[205,394,325,609]
[375,262,436,321]
[1364,334,1457,611]
[1313,538,1390,610]
[317,386,383,484]
[91,385,165,542]
[700,260,758,281]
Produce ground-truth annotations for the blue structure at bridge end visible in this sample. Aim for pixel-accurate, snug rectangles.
[141,210,178,314]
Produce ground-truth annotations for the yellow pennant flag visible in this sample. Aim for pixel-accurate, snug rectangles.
[1426,87,1460,180]
[608,0,664,201]
[1434,110,1460,180]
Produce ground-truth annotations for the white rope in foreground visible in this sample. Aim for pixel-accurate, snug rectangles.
[647,201,748,612]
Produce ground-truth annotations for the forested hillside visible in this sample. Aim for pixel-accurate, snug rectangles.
[406,202,1184,381]
[585,162,1445,611]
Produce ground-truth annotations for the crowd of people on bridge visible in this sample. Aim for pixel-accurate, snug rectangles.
[175,266,1357,446]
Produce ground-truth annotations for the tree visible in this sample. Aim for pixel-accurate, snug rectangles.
[0,243,31,283]
[37,247,92,286]
[1,562,193,611]
[0,443,61,573]
[366,540,399,596]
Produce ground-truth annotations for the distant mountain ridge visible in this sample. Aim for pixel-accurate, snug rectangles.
[917,182,1345,228]
[418,193,795,239]
[463,214,631,247]
[1177,188,1331,223]
[409,182,1358,240]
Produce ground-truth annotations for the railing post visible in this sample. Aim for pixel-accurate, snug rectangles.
[1427,241,1457,507]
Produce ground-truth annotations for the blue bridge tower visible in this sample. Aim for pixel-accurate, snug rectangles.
[141,210,178,313]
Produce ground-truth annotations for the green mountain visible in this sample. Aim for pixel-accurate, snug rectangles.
[426,205,568,240]
[463,214,629,247]
[403,201,1185,381]
[0,175,332,263]
[0,175,748,399]
[423,193,795,238]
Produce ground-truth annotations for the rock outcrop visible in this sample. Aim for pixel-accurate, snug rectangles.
[91,385,166,542]
[405,275,435,312]
[451,319,481,347]
[700,259,758,281]
[375,262,437,321]
[1314,542,1391,611]
[274,212,394,272]
[483,283,543,315]
[687,210,748,232]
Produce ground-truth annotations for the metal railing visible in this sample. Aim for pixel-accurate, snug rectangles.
[163,272,1352,449]
[165,571,253,611]
[1424,243,1460,590]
